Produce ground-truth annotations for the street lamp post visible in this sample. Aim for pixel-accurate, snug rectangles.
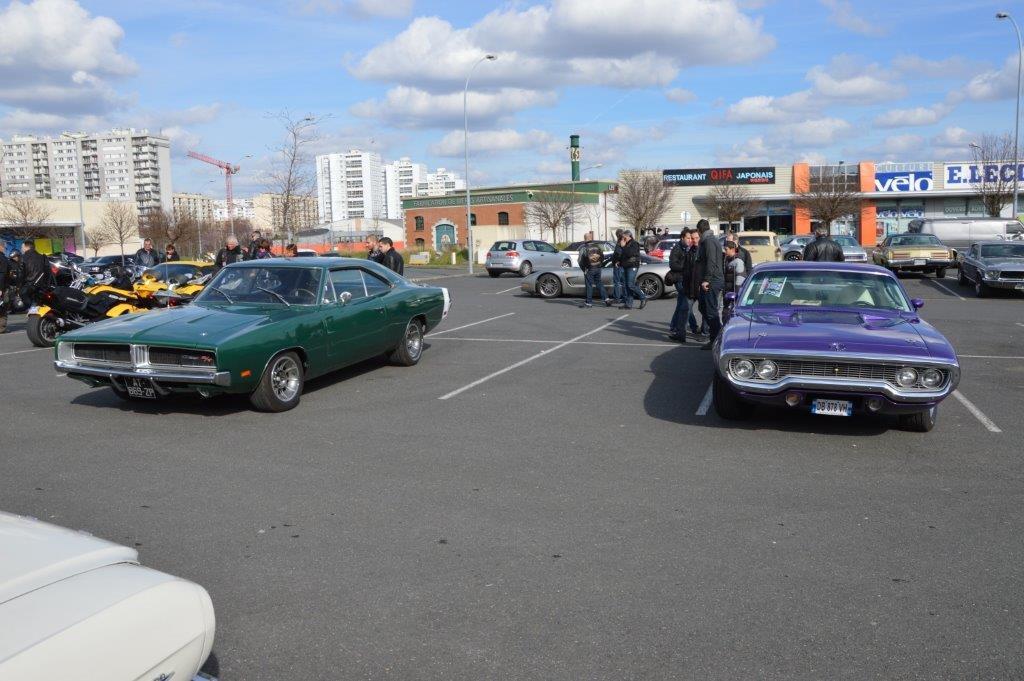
[570,163,603,242]
[464,54,497,274]
[61,133,87,255]
[998,11,1023,218]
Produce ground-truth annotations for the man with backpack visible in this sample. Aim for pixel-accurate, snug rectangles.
[578,241,612,308]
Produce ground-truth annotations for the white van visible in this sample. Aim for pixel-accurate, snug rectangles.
[907,217,1024,254]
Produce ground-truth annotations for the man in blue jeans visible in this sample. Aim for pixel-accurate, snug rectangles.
[578,242,612,308]
[694,219,724,349]
[610,229,625,304]
[619,230,647,310]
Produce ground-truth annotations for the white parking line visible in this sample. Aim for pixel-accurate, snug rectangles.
[952,390,1002,433]
[0,348,49,358]
[1017,322,1024,328]
[926,278,967,301]
[483,285,521,295]
[960,354,1024,360]
[695,383,714,416]
[439,314,629,400]
[428,312,515,336]
[431,336,692,349]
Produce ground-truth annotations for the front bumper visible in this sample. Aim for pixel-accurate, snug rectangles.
[886,259,954,269]
[55,360,231,387]
[736,389,940,415]
[981,276,1024,289]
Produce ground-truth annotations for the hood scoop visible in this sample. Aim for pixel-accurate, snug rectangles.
[751,309,906,330]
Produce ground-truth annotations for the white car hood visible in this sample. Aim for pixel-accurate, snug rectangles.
[0,512,137,605]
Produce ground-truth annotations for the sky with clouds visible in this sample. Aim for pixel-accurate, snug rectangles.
[0,0,1021,196]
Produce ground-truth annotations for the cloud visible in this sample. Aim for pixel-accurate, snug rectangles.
[429,128,556,157]
[874,102,954,128]
[0,0,135,117]
[169,31,189,48]
[891,54,984,80]
[777,117,852,146]
[930,126,975,160]
[350,85,557,129]
[725,91,814,124]
[882,133,925,155]
[665,87,697,104]
[820,0,886,37]
[296,0,415,18]
[605,122,673,144]
[964,54,1018,101]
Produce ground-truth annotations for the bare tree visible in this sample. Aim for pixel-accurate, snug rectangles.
[796,166,861,233]
[0,196,56,238]
[94,202,139,258]
[709,184,762,231]
[969,133,1018,217]
[84,225,114,257]
[615,171,672,236]
[140,210,199,255]
[265,111,324,243]
[524,191,577,243]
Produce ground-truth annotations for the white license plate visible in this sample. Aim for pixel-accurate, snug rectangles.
[28,306,39,315]
[811,399,853,417]
[913,259,926,266]
[125,378,157,399]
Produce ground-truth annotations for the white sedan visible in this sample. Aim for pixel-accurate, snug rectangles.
[0,511,217,681]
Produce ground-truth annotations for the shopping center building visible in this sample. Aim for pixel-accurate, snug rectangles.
[658,161,1022,246]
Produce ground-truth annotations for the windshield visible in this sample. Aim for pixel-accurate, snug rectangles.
[980,243,1024,258]
[740,270,911,312]
[195,266,323,305]
[833,236,860,247]
[739,236,772,246]
[890,235,941,246]
[143,263,213,282]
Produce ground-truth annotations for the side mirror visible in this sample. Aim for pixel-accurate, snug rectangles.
[911,298,925,310]
[339,291,353,305]
[724,292,737,303]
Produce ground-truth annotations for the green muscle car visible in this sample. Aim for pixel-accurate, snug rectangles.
[54,258,451,411]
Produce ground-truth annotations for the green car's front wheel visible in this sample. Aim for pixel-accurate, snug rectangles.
[251,351,304,412]
[390,318,424,366]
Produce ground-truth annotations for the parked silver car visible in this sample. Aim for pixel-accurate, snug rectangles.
[520,254,674,299]
[956,240,1024,297]
[779,235,867,262]
[780,235,814,260]
[484,239,570,277]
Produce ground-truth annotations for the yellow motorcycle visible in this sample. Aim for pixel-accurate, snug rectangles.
[27,278,153,347]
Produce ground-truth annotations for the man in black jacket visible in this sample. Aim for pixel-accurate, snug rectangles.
[134,238,163,268]
[0,250,9,333]
[19,239,50,301]
[246,231,262,261]
[610,229,625,304]
[802,226,845,262]
[695,220,725,348]
[379,237,404,275]
[578,241,611,308]
[214,235,246,270]
[619,230,646,310]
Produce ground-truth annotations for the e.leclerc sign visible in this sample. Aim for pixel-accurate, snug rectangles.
[945,163,1024,186]
[662,167,775,186]
[874,170,933,192]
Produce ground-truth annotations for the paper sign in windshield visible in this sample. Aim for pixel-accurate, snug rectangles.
[759,277,787,298]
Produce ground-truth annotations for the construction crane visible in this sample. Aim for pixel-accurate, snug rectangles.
[187,150,241,233]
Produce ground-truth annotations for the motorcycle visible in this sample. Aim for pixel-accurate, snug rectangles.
[137,272,211,307]
[26,264,157,347]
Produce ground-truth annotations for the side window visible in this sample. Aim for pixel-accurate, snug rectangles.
[414,216,424,231]
[522,241,537,251]
[970,245,979,258]
[535,242,557,253]
[470,213,477,226]
[329,269,367,301]
[361,270,391,297]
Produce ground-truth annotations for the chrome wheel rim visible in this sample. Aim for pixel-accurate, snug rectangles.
[40,318,57,343]
[538,276,560,297]
[405,322,422,360]
[270,356,300,402]
[639,277,658,297]
[521,262,532,276]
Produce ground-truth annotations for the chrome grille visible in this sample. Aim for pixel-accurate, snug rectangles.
[999,271,1024,281]
[148,347,217,369]
[730,358,948,390]
[73,343,130,364]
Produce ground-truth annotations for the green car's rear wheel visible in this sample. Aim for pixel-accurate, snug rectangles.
[390,318,424,366]
[251,351,304,412]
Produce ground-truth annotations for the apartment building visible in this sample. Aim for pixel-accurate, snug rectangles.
[173,193,215,222]
[384,157,426,220]
[415,167,465,197]
[212,197,256,222]
[316,150,386,223]
[252,192,319,236]
[0,128,172,215]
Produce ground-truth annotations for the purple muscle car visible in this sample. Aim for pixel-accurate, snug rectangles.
[712,261,960,432]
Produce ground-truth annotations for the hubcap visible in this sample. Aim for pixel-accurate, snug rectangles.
[539,276,559,296]
[270,356,300,402]
[639,277,657,296]
[406,323,422,359]
[41,318,57,342]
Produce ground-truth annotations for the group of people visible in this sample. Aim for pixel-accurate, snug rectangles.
[365,235,405,275]
[577,229,649,310]
[211,231,406,276]
[0,239,54,334]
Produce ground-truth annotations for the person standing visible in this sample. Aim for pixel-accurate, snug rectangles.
[253,238,274,259]
[578,240,611,308]
[134,238,163,268]
[0,249,9,334]
[214,235,246,270]
[379,237,404,275]
[367,235,385,264]
[19,240,50,302]
[723,241,746,318]
[284,243,299,258]
[6,251,23,313]
[164,244,181,262]
[619,230,647,310]
[246,231,262,261]
[695,220,725,349]
[802,226,845,262]
[610,229,626,305]
[667,233,689,341]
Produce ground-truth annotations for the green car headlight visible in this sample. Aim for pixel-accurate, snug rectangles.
[732,359,755,380]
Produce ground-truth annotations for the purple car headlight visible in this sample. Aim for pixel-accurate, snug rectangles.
[896,367,918,387]
[921,368,943,389]
[755,360,778,380]
[732,359,755,380]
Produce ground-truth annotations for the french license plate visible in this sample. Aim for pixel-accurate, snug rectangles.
[125,378,157,399]
[811,399,853,417]
[913,259,926,266]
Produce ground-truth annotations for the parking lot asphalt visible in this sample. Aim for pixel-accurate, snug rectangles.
[2,267,1023,679]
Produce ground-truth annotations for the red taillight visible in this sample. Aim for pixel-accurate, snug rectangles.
[42,291,54,303]
[507,250,519,258]
[51,265,58,274]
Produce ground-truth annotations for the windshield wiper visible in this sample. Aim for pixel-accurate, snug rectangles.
[207,286,234,304]
[255,286,291,306]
